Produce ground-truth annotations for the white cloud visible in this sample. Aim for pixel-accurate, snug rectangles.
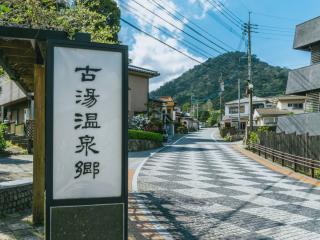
[129,33,203,91]
[123,0,205,92]
[188,0,226,20]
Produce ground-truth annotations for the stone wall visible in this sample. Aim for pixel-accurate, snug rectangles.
[128,139,162,152]
[0,179,32,215]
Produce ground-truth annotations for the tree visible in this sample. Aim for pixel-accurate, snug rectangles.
[199,110,210,122]
[0,0,120,44]
[206,110,220,127]
[81,0,120,42]
[182,102,191,113]
[202,99,213,111]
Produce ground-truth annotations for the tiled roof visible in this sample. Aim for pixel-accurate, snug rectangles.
[274,95,308,101]
[255,108,290,116]
[226,96,268,105]
[128,65,160,77]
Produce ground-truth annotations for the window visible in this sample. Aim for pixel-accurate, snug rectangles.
[288,103,293,107]
[253,103,265,110]
[229,106,245,114]
[293,103,303,109]
[0,86,2,95]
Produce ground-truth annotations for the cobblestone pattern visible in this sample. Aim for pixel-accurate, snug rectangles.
[0,183,32,215]
[138,129,320,239]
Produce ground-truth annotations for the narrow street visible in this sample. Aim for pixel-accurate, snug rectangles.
[136,128,320,239]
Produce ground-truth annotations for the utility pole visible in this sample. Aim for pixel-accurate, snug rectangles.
[243,12,254,132]
[219,73,224,122]
[238,78,241,129]
[190,95,193,117]
[196,102,199,120]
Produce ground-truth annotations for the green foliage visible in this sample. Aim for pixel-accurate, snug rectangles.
[128,129,163,143]
[206,110,220,127]
[0,67,4,76]
[0,124,7,152]
[199,110,210,122]
[0,0,120,43]
[257,126,270,133]
[223,135,232,142]
[248,131,259,145]
[182,102,191,113]
[151,52,288,108]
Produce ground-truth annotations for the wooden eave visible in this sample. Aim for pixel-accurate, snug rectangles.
[0,26,68,93]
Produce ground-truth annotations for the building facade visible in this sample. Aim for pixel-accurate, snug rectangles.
[277,16,320,135]
[223,96,270,129]
[273,95,307,114]
[0,75,31,124]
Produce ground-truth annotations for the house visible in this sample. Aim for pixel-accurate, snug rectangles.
[0,75,32,124]
[0,65,159,135]
[253,108,290,127]
[223,96,270,129]
[277,16,320,135]
[273,95,307,114]
[148,96,176,137]
[128,65,159,117]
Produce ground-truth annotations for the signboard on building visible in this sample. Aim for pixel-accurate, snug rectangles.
[45,39,128,240]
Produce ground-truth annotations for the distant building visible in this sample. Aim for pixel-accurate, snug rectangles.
[128,65,159,117]
[277,16,320,135]
[149,96,176,137]
[273,95,307,114]
[253,108,290,127]
[0,75,30,124]
[223,96,270,129]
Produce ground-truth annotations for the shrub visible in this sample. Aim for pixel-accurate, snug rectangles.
[0,124,7,152]
[129,129,163,142]
[224,134,233,142]
[144,118,163,133]
[129,115,150,130]
[248,131,259,145]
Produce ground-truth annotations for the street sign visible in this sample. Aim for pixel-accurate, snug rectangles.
[45,39,128,240]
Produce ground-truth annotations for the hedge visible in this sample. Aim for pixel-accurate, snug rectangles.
[128,130,163,142]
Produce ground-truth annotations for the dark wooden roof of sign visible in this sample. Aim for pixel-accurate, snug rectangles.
[0,26,68,93]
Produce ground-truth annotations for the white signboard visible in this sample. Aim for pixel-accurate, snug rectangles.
[52,47,122,199]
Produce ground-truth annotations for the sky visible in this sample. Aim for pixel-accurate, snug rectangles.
[118,0,320,91]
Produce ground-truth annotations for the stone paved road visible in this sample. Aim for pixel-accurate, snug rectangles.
[137,128,320,240]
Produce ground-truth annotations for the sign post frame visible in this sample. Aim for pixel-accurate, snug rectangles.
[45,39,128,239]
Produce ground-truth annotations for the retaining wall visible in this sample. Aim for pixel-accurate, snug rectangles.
[0,179,32,215]
[128,139,162,152]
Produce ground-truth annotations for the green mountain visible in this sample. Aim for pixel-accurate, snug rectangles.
[150,52,289,108]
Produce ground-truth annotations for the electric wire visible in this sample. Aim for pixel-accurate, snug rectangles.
[121,18,203,64]
[120,3,214,59]
[147,0,231,52]
[155,0,236,51]
[128,0,223,54]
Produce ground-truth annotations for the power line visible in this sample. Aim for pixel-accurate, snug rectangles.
[147,0,230,52]
[129,0,223,54]
[121,18,203,64]
[206,10,243,38]
[211,0,244,24]
[206,0,243,29]
[120,3,214,59]
[252,11,304,22]
[155,0,236,51]
[257,24,294,31]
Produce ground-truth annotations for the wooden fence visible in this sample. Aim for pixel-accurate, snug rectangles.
[249,131,320,178]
